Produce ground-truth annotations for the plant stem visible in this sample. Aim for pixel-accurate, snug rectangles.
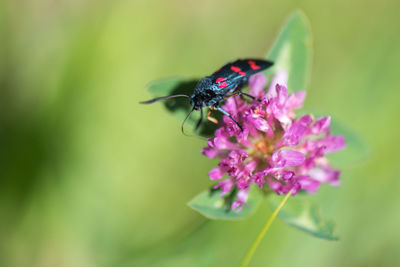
[239,189,293,267]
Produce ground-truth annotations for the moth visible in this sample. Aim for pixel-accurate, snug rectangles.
[140,59,273,134]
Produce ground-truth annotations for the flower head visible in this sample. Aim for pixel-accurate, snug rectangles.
[201,73,346,212]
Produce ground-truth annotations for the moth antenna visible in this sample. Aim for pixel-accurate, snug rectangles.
[181,108,208,140]
[139,94,189,104]
[181,107,195,136]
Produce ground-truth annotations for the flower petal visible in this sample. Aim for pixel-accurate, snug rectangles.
[214,178,234,197]
[201,147,220,159]
[279,115,313,147]
[297,175,321,193]
[251,171,265,188]
[209,167,226,180]
[267,71,288,97]
[249,73,267,97]
[286,90,306,110]
[309,116,331,135]
[272,150,305,167]
[319,135,346,153]
[308,167,340,186]
[231,189,249,212]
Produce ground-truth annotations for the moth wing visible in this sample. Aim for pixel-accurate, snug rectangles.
[211,59,273,89]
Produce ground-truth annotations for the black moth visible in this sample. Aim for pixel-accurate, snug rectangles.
[140,59,273,134]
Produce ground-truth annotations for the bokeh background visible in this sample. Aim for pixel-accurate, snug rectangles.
[1,0,399,266]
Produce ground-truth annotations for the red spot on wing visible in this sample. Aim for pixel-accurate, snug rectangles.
[231,66,241,72]
[218,82,228,89]
[248,60,260,70]
[216,78,227,83]
[239,71,245,75]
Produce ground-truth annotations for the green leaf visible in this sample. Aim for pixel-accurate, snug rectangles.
[146,77,220,136]
[268,194,339,240]
[328,118,369,167]
[188,185,262,220]
[266,10,312,92]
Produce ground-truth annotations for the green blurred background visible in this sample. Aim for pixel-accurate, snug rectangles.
[1,0,399,266]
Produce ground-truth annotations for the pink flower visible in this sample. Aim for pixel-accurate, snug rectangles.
[202,73,346,212]
[231,188,249,212]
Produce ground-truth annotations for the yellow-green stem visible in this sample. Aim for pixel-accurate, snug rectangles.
[239,189,293,267]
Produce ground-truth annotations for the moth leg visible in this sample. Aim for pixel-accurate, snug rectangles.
[215,106,243,131]
[239,91,261,102]
[195,108,203,130]
[224,92,239,100]
[207,108,218,124]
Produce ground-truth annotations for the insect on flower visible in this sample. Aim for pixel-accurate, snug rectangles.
[140,59,273,134]
[202,72,347,212]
